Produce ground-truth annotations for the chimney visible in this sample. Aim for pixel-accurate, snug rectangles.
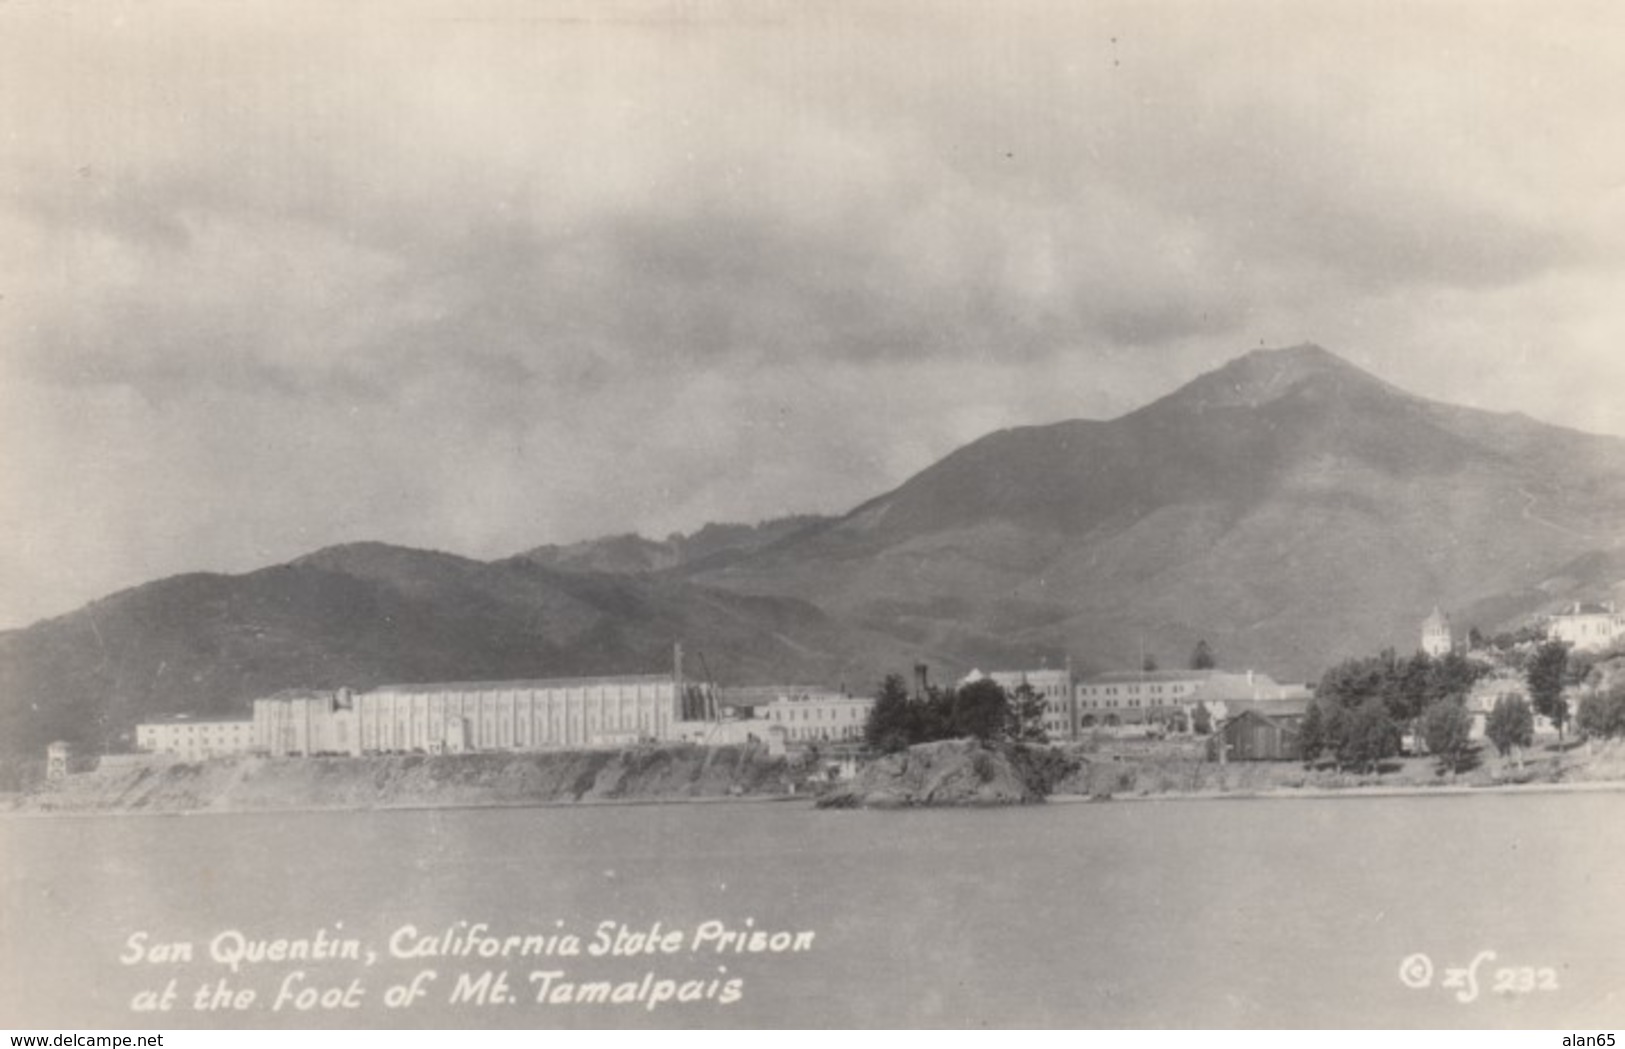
[913,663,930,701]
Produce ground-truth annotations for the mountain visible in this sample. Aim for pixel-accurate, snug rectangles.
[518,515,831,575]
[0,542,922,758]
[7,343,1624,760]
[690,345,1625,678]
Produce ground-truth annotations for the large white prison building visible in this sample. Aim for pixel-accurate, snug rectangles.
[138,669,721,759]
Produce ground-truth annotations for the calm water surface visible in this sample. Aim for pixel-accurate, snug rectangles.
[2,794,1620,1028]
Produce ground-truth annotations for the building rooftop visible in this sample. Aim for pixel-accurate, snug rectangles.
[1215,697,1310,718]
[983,668,1071,681]
[365,673,675,695]
[1082,669,1222,685]
[1553,601,1618,617]
[719,685,826,701]
[761,691,868,704]
[139,713,254,724]
[261,688,337,702]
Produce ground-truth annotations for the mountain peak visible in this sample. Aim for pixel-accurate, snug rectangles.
[1147,343,1402,415]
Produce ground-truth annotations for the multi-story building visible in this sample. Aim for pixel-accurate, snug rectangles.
[759,688,873,744]
[1546,602,1625,652]
[248,673,718,756]
[135,715,258,760]
[138,649,726,759]
[1076,669,1210,728]
[1075,669,1309,729]
[962,668,1076,740]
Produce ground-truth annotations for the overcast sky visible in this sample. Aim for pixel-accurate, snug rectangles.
[2,1,1623,629]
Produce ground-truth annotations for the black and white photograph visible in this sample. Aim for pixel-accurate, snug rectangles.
[1,0,1623,1031]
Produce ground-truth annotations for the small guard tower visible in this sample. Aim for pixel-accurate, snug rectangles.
[46,741,72,780]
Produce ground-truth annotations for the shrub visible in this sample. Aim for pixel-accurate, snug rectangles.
[1577,687,1625,740]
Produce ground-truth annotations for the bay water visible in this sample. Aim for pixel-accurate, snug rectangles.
[2,792,1619,1028]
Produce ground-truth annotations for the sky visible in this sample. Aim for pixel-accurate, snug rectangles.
[2,0,1624,629]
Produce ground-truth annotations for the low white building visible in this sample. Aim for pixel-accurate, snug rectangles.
[759,688,873,745]
[135,715,258,760]
[1546,602,1625,652]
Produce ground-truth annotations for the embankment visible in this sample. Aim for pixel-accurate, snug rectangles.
[5,745,808,815]
[815,735,1625,809]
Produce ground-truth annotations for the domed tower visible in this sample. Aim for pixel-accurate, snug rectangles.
[1421,607,1452,657]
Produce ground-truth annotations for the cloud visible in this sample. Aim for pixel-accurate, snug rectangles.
[1,0,1624,627]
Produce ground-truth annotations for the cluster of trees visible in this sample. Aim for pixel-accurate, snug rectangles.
[1304,636,1620,773]
[1524,638,1592,740]
[1485,694,1534,766]
[1466,624,1547,655]
[1304,648,1488,773]
[863,674,1048,753]
[1577,685,1625,741]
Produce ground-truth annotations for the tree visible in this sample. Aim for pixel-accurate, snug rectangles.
[1576,686,1625,741]
[1422,698,1473,777]
[1526,640,1571,741]
[1299,701,1326,763]
[1486,695,1534,767]
[1142,654,1159,673]
[1375,651,1432,750]
[918,685,957,743]
[1565,649,1599,690]
[1302,699,1363,771]
[1468,626,1486,651]
[863,674,917,753]
[1190,640,1216,670]
[1192,703,1213,736]
[951,679,1010,743]
[1005,683,1049,744]
[1429,651,1484,705]
[1317,654,1389,710]
[1338,698,1400,774]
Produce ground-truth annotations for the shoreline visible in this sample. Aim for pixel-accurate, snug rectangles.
[1047,777,1625,804]
[0,790,811,820]
[7,772,1625,820]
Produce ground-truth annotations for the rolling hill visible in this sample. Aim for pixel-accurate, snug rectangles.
[518,515,832,575]
[0,543,923,757]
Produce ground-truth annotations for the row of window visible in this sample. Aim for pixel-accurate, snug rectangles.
[766,706,868,722]
[777,725,863,741]
[1081,684,1192,697]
